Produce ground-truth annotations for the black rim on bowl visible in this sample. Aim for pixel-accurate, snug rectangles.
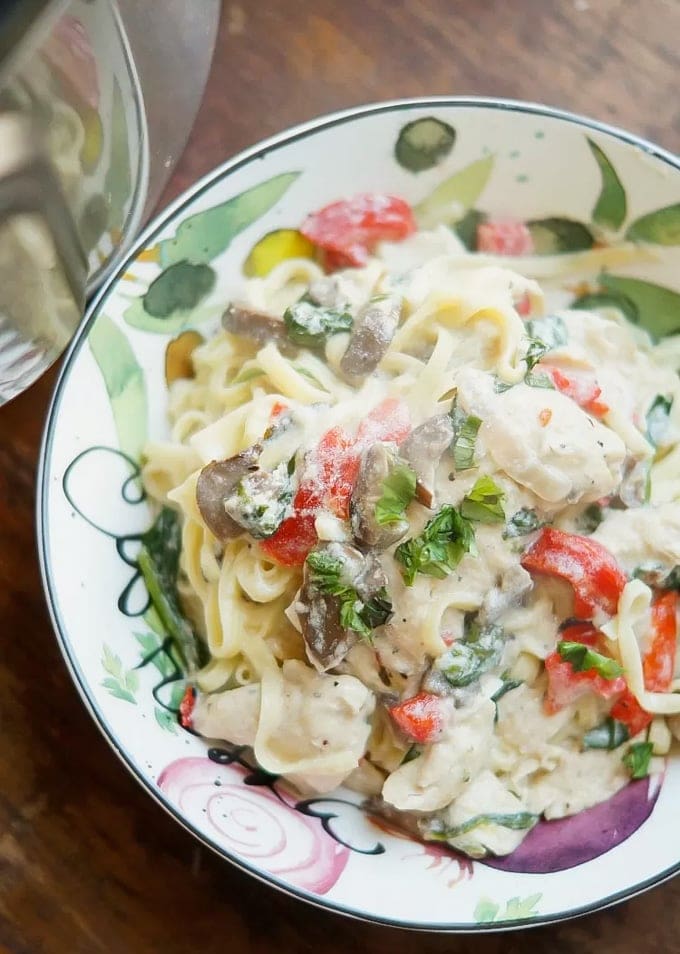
[37,97,680,933]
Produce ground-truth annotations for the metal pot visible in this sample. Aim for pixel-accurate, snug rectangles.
[0,0,220,403]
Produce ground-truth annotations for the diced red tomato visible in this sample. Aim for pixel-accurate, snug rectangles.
[476,219,534,256]
[270,401,288,420]
[261,398,412,564]
[260,483,321,566]
[643,590,678,692]
[544,650,626,715]
[610,688,653,737]
[356,397,411,447]
[389,692,444,744]
[301,194,416,270]
[559,621,602,647]
[542,364,609,417]
[521,527,627,619]
[179,685,196,729]
[315,426,361,519]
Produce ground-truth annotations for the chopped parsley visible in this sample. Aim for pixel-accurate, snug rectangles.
[460,475,505,524]
[557,641,624,680]
[449,397,482,470]
[583,717,630,750]
[305,549,392,639]
[623,741,654,779]
[374,461,417,526]
[503,507,544,539]
[395,505,476,586]
[283,300,353,348]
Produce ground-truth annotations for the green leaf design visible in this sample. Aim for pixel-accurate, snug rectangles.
[88,314,147,460]
[504,894,543,920]
[104,79,132,232]
[158,172,300,266]
[415,156,494,228]
[473,898,501,923]
[587,138,627,230]
[474,893,542,923]
[599,274,680,338]
[101,646,138,705]
[142,262,216,319]
[395,117,456,172]
[526,217,594,254]
[571,290,638,324]
[154,707,178,733]
[134,631,176,678]
[626,203,680,245]
[453,208,487,250]
[124,299,222,335]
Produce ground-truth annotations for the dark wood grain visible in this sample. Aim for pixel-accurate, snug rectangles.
[2,1,680,950]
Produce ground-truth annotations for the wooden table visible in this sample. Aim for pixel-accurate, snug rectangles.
[2,1,679,950]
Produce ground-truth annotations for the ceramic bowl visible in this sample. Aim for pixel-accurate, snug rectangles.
[38,98,680,931]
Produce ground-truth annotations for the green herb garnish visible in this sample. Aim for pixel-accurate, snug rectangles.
[623,741,654,779]
[557,641,624,680]
[583,717,630,750]
[395,505,476,586]
[646,394,672,447]
[375,461,417,526]
[305,550,392,638]
[503,507,544,539]
[460,475,505,524]
[284,300,353,347]
[449,398,482,470]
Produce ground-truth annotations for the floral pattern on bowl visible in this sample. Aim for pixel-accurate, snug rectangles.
[39,99,680,931]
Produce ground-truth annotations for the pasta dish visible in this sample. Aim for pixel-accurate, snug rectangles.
[142,194,680,859]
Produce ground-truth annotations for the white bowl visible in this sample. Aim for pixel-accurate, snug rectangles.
[38,98,680,931]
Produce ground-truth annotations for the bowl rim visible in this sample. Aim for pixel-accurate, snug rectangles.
[37,96,680,933]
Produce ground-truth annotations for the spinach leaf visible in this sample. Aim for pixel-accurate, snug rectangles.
[583,717,630,750]
[284,300,353,347]
[305,550,392,639]
[426,811,539,841]
[138,507,204,670]
[438,615,504,687]
[646,394,672,448]
[503,507,544,539]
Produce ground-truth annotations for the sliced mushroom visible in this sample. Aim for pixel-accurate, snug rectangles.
[617,457,649,509]
[223,462,293,539]
[222,302,286,343]
[298,543,390,672]
[355,553,389,602]
[350,443,410,549]
[340,295,402,379]
[400,413,454,509]
[297,584,358,673]
[196,445,261,541]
